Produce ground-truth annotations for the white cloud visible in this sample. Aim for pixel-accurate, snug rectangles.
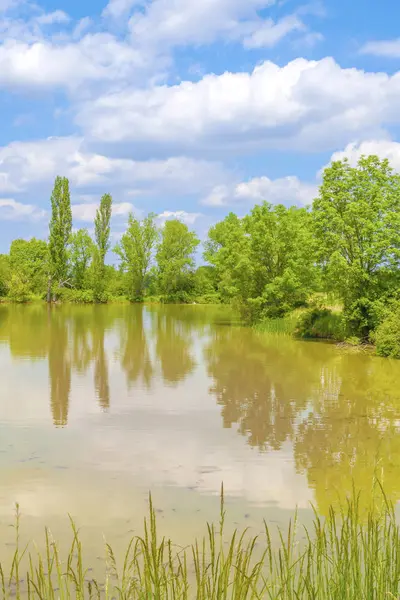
[156,210,202,225]
[35,10,70,26]
[0,136,230,197]
[128,0,277,48]
[0,34,143,90]
[0,198,46,220]
[72,201,137,222]
[243,14,304,49]
[78,57,400,152]
[204,175,317,207]
[103,0,143,19]
[328,139,400,172]
[360,39,400,58]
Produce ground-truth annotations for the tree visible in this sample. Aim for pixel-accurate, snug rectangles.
[114,213,158,301]
[313,155,400,335]
[0,254,10,297]
[243,203,317,318]
[68,229,94,290]
[9,238,48,296]
[48,176,72,301]
[156,219,200,302]
[204,213,250,302]
[205,203,317,320]
[93,194,113,300]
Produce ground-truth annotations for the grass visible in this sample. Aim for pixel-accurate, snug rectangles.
[254,311,303,336]
[2,486,400,599]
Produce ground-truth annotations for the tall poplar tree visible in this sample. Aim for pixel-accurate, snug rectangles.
[48,176,72,301]
[93,193,112,300]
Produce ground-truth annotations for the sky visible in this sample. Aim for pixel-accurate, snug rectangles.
[1,0,400,253]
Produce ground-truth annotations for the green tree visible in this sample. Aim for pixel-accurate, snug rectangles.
[244,203,317,318]
[193,265,219,302]
[114,213,158,301]
[93,194,113,301]
[313,155,400,336]
[205,203,316,320]
[204,213,250,302]
[9,238,48,296]
[48,176,72,301]
[0,254,10,297]
[68,229,94,290]
[156,219,200,302]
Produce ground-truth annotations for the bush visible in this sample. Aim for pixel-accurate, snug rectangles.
[343,297,381,340]
[159,291,193,304]
[372,305,400,358]
[295,307,346,340]
[56,288,95,304]
[7,273,31,303]
[194,293,221,305]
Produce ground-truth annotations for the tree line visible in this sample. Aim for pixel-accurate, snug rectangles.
[1,155,400,353]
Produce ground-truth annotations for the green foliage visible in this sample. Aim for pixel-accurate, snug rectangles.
[9,238,48,295]
[94,193,113,300]
[205,203,317,322]
[114,213,158,301]
[372,303,400,358]
[94,193,112,264]
[68,229,94,290]
[48,176,72,296]
[156,219,200,302]
[255,312,300,335]
[56,287,96,303]
[204,212,249,302]
[296,306,346,340]
[0,254,10,296]
[313,155,400,334]
[7,272,31,303]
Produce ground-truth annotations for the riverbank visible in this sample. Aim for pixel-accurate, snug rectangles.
[254,303,400,359]
[2,491,400,599]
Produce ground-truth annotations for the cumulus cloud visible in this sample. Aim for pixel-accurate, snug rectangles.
[0,198,46,220]
[360,39,400,58]
[203,175,317,207]
[126,0,297,49]
[156,210,202,225]
[72,201,138,222]
[0,35,144,90]
[0,136,230,198]
[328,139,400,171]
[78,57,400,153]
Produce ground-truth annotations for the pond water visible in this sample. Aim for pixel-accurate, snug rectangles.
[0,303,399,566]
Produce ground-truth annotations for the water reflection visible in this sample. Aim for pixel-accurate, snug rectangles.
[120,305,153,389]
[0,304,400,514]
[152,308,196,385]
[92,308,110,411]
[49,308,71,427]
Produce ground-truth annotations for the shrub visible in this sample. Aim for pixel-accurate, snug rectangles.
[372,305,400,358]
[194,292,221,305]
[295,307,346,340]
[55,288,95,304]
[159,291,193,304]
[7,273,31,303]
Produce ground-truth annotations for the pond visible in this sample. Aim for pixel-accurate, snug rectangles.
[0,303,399,567]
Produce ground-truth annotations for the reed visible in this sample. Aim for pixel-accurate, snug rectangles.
[1,487,400,599]
[254,312,301,336]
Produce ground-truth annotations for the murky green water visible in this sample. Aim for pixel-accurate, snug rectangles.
[0,303,399,563]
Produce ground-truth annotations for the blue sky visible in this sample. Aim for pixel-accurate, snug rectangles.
[1,0,400,253]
